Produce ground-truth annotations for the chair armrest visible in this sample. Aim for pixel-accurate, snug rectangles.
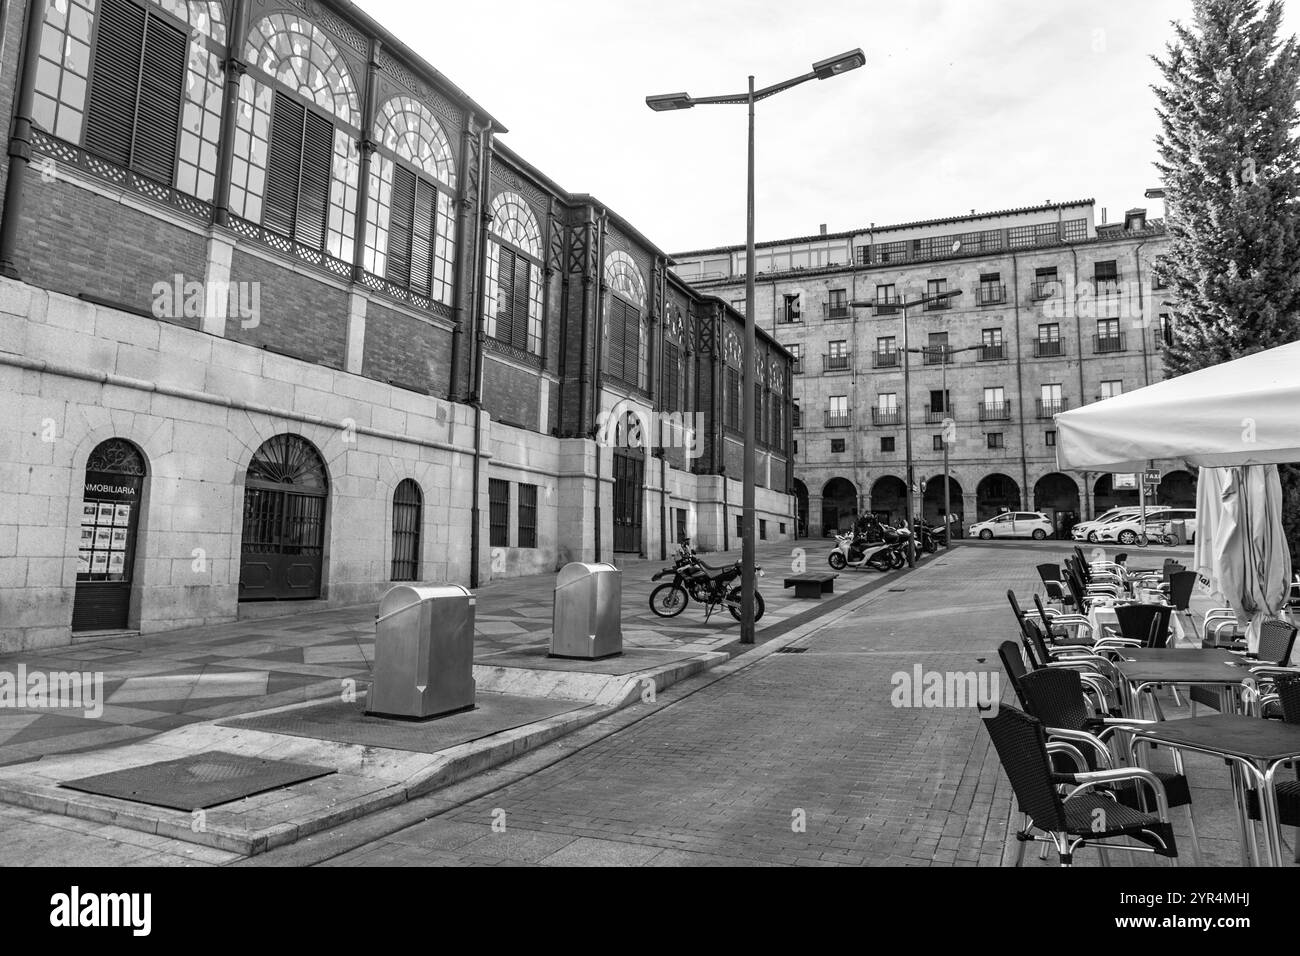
[1045,740,1088,773]
[1045,727,1112,768]
[1060,767,1172,818]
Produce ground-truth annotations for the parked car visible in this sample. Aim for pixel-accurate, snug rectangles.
[1070,507,1142,543]
[968,511,1055,540]
[1097,507,1197,544]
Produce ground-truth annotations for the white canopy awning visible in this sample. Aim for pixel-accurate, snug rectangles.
[1054,340,1300,473]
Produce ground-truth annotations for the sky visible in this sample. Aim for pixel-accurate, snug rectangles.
[356,0,1300,253]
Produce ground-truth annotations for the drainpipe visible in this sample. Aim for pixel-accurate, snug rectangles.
[590,208,607,561]
[0,0,49,277]
[656,256,668,560]
[467,119,494,588]
[448,116,477,402]
[1133,240,1151,387]
[1012,254,1030,510]
[211,0,248,228]
[349,38,380,292]
[556,200,570,434]
[1069,245,1091,519]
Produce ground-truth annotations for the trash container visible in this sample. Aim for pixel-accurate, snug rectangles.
[551,562,623,659]
[367,584,476,719]
[1169,520,1187,546]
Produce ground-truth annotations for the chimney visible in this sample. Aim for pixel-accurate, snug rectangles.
[1101,207,1108,224]
[819,223,827,235]
[1124,208,1147,231]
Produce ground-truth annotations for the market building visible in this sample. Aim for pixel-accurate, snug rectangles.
[0,0,796,650]
[670,199,1188,538]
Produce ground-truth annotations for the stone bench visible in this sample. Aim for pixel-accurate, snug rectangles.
[783,572,838,599]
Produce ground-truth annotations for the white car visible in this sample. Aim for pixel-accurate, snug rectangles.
[969,511,1055,540]
[1098,507,1197,545]
[1071,508,1142,543]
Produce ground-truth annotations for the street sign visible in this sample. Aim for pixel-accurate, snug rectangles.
[1143,470,1161,484]
[1113,473,1137,489]
[1144,483,1159,497]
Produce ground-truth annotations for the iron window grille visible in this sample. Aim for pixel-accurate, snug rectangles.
[518,483,538,549]
[488,479,510,548]
[391,479,422,581]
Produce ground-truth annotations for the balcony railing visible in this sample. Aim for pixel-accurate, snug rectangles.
[979,402,1011,421]
[791,358,802,374]
[1033,339,1064,358]
[1094,278,1122,296]
[872,407,901,426]
[1030,279,1062,300]
[872,350,899,368]
[1093,333,1127,353]
[924,405,953,424]
[823,302,850,320]
[976,284,1006,306]
[823,353,851,372]
[978,343,1005,361]
[824,411,852,429]
[875,296,901,315]
[1036,399,1068,418]
[922,346,952,365]
[924,295,953,311]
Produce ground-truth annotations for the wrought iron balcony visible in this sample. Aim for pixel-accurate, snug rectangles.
[1093,333,1127,353]
[874,296,901,315]
[1094,278,1122,296]
[922,346,952,365]
[1036,399,1068,418]
[824,411,852,429]
[978,343,1005,361]
[1030,279,1062,300]
[979,402,1011,421]
[924,405,953,424]
[823,302,850,320]
[924,295,953,311]
[976,284,1006,306]
[823,353,851,372]
[1033,339,1064,358]
[872,407,901,426]
[872,350,899,368]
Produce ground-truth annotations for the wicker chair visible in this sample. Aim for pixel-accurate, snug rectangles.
[1245,673,1300,861]
[981,705,1179,866]
[1193,619,1299,715]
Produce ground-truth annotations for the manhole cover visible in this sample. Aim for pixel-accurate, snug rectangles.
[61,751,335,811]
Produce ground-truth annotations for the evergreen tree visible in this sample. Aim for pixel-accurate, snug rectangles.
[1151,0,1300,560]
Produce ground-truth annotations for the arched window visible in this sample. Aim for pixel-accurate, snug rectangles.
[362,97,457,305]
[240,434,329,600]
[483,192,544,355]
[33,0,227,200]
[391,479,423,581]
[230,15,361,261]
[603,250,647,389]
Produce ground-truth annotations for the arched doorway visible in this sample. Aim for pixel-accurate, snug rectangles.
[976,473,1021,521]
[1093,474,1138,513]
[1158,470,1196,507]
[240,434,329,601]
[1034,472,1081,538]
[871,476,908,524]
[73,438,147,632]
[821,477,857,535]
[792,478,810,538]
[922,476,963,525]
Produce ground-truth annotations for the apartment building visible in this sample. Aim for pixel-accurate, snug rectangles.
[672,200,1190,537]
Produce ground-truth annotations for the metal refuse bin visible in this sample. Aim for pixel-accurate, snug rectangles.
[367,584,476,719]
[551,562,622,659]
[1169,520,1187,546]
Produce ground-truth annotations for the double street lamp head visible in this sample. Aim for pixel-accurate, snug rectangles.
[645,48,865,110]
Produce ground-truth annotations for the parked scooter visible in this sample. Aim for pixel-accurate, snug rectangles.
[827,517,908,571]
[912,520,946,553]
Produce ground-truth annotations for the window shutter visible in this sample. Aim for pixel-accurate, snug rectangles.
[410,179,435,296]
[297,110,333,249]
[132,14,186,182]
[387,165,415,285]
[510,256,530,350]
[606,298,625,382]
[495,248,516,344]
[263,93,304,238]
[664,343,679,410]
[84,0,147,168]
[622,302,639,386]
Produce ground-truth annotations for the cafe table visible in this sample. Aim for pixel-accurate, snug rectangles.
[1112,649,1250,720]
[1128,715,1300,866]
[1087,601,1191,647]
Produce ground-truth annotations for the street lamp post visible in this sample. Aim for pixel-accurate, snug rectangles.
[850,290,962,566]
[648,49,865,644]
[906,342,981,548]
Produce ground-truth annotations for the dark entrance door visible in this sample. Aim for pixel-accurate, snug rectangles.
[239,434,328,601]
[612,449,644,554]
[73,439,147,632]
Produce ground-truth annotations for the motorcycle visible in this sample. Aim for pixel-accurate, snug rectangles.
[649,541,766,623]
[827,518,909,571]
[912,520,946,553]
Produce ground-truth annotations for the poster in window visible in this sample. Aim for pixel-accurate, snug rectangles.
[90,551,109,573]
[93,527,112,548]
[77,551,91,574]
[79,526,93,546]
[107,551,126,574]
[113,504,131,527]
[96,502,115,524]
[110,528,128,549]
[82,502,97,521]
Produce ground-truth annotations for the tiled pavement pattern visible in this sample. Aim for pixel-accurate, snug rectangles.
[0,540,837,769]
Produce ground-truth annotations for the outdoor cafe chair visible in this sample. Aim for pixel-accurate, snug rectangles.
[1114,604,1173,649]
[1015,668,1200,864]
[1191,620,1300,716]
[1166,570,1197,611]
[1244,673,1300,861]
[1009,590,1093,646]
[981,704,1180,867]
[1036,563,1075,609]
[1018,615,1122,695]
[1031,593,1096,643]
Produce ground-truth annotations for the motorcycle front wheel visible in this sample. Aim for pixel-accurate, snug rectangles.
[890,549,906,569]
[828,551,847,570]
[649,583,689,618]
[725,586,765,623]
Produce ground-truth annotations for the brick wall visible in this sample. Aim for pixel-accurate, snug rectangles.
[482,356,539,430]
[225,249,349,369]
[362,300,453,396]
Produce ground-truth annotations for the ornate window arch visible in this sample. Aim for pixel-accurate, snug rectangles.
[391,478,423,581]
[603,250,648,389]
[483,191,544,355]
[33,0,227,201]
[362,96,458,305]
[230,15,361,262]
